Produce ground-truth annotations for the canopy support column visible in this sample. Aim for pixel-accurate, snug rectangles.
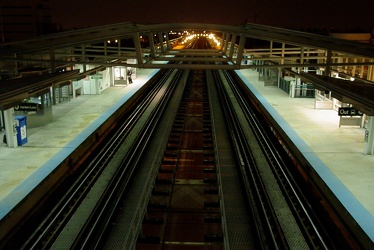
[3,108,17,148]
[364,116,374,155]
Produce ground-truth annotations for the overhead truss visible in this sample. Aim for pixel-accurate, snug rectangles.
[1,22,374,114]
[0,22,374,74]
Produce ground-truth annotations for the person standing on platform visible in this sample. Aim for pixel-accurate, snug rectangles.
[127,68,133,84]
[3,132,6,146]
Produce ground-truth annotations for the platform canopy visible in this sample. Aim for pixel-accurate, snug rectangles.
[1,22,374,113]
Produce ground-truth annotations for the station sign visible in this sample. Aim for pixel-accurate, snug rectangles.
[14,103,38,111]
[338,107,363,116]
[90,74,103,79]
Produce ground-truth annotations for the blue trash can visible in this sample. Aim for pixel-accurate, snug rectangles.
[15,116,27,146]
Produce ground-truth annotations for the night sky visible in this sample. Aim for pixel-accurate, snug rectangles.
[51,0,374,31]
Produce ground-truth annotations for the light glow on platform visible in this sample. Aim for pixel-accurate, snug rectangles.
[180,32,220,47]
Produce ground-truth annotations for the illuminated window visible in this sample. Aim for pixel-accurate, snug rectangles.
[114,67,126,80]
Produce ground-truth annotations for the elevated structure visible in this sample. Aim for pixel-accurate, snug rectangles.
[1,22,374,68]
[1,22,374,154]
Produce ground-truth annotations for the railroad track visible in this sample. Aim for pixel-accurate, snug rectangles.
[2,36,365,249]
[3,69,181,249]
[214,69,347,249]
[137,69,223,249]
[135,66,332,249]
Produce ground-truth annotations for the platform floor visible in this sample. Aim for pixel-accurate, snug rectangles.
[1,68,373,241]
[0,69,158,212]
[238,69,374,217]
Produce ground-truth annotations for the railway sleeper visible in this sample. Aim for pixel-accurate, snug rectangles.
[203,177,217,183]
[161,159,177,165]
[159,168,175,173]
[203,151,214,156]
[155,178,173,184]
[148,202,168,209]
[152,189,170,196]
[204,201,220,208]
[164,151,178,157]
[204,187,219,194]
[138,235,161,244]
[203,168,216,173]
[203,159,215,164]
[204,234,223,242]
[143,217,165,225]
[204,216,221,223]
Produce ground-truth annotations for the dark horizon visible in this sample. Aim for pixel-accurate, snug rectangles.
[51,0,374,32]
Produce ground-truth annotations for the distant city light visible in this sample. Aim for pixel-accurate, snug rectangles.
[180,32,220,47]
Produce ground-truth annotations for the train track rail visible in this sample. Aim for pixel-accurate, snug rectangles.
[137,69,224,249]
[216,70,288,248]
[62,69,182,249]
[6,69,181,249]
[2,36,368,249]
[216,68,362,249]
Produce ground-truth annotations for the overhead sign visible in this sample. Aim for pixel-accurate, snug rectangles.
[338,107,363,116]
[90,74,103,79]
[14,103,38,111]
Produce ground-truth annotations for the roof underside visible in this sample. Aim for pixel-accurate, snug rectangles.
[0,22,374,114]
[2,22,374,56]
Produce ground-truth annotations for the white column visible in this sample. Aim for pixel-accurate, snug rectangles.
[223,33,230,54]
[364,116,374,155]
[235,34,246,67]
[109,67,114,87]
[299,46,304,74]
[290,79,296,98]
[325,49,332,76]
[148,32,156,60]
[165,32,171,51]
[366,59,374,82]
[4,108,18,148]
[219,32,224,52]
[133,33,143,65]
[50,47,56,73]
[82,44,86,72]
[228,34,236,60]
[158,32,164,55]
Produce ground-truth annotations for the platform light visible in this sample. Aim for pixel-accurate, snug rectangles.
[206,33,221,47]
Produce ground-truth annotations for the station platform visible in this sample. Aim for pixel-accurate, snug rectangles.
[0,68,159,217]
[0,68,373,242]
